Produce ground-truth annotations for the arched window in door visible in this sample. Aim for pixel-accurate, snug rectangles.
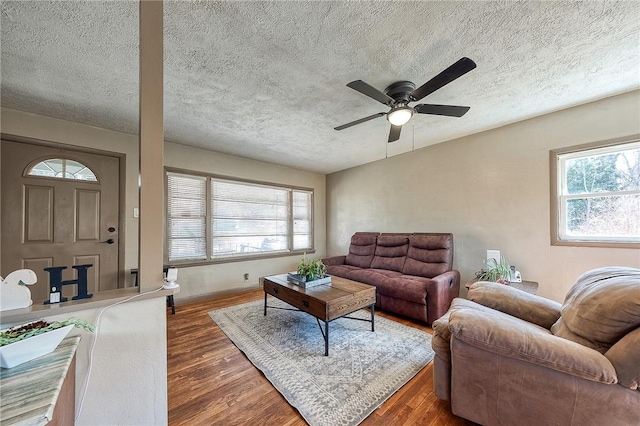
[25,158,98,182]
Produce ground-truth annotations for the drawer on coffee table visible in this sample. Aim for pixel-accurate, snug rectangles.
[264,280,326,319]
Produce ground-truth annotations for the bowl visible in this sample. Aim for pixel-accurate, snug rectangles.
[0,324,73,368]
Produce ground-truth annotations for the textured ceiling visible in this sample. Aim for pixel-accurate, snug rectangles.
[2,1,639,174]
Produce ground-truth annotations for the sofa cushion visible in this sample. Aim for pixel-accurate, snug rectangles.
[370,235,409,272]
[377,275,430,305]
[322,255,346,267]
[549,317,598,348]
[402,233,453,278]
[604,327,640,390]
[346,268,402,287]
[326,264,361,278]
[551,266,640,353]
[344,233,378,268]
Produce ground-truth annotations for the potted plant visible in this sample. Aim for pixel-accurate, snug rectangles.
[475,256,514,284]
[287,255,330,288]
[297,257,327,281]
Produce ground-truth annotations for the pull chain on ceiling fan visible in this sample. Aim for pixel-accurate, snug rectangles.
[334,57,477,142]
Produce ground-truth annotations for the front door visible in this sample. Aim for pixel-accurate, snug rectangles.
[1,140,121,304]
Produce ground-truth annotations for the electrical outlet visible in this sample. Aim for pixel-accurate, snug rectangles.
[244,273,249,282]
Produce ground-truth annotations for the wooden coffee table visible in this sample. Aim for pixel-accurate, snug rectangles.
[263,274,376,356]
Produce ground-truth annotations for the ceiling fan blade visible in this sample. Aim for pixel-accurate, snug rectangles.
[347,80,394,105]
[410,57,476,101]
[414,104,471,117]
[388,125,402,142]
[334,112,385,131]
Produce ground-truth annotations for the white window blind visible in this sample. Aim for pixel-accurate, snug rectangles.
[292,190,312,250]
[211,179,289,258]
[167,173,207,261]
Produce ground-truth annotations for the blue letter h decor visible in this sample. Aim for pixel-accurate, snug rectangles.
[43,264,94,304]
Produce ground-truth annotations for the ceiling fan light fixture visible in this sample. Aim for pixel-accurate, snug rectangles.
[387,105,413,126]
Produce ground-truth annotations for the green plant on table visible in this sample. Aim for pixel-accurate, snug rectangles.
[0,318,95,347]
[475,256,514,283]
[297,255,327,281]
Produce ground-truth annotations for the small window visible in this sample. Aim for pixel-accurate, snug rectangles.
[27,158,97,181]
[552,138,640,246]
[166,170,314,264]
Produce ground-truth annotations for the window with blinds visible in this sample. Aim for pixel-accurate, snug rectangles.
[167,173,207,261]
[293,190,312,250]
[166,170,313,263]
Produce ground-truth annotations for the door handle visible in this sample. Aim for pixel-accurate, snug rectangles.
[102,239,115,244]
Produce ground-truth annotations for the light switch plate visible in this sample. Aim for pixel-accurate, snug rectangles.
[49,292,61,304]
[486,249,500,266]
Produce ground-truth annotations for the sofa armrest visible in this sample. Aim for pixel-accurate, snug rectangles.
[321,255,346,266]
[425,270,460,323]
[448,303,618,384]
[467,281,561,329]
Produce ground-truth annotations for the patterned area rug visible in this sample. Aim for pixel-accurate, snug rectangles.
[209,299,434,426]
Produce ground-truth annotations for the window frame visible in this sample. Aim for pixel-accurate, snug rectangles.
[550,135,640,248]
[164,167,315,266]
[24,155,100,183]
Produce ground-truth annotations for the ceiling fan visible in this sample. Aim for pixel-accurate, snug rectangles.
[334,57,476,142]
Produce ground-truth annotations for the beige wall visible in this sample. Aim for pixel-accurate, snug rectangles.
[326,90,640,302]
[165,142,327,300]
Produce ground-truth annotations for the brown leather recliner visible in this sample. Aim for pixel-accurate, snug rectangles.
[432,267,640,426]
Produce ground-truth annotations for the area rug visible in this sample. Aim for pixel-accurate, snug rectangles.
[209,299,434,426]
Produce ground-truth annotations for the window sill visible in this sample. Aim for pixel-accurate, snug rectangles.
[551,239,640,249]
[0,286,178,326]
[166,249,316,268]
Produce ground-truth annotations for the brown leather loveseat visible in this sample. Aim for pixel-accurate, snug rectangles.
[322,232,460,324]
[432,266,640,426]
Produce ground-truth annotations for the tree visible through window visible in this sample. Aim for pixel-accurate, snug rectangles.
[556,140,640,244]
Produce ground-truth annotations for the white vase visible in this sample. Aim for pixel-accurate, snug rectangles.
[0,324,73,368]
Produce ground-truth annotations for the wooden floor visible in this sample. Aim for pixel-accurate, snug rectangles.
[167,289,473,426]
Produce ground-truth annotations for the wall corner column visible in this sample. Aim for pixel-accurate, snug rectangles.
[139,0,164,290]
